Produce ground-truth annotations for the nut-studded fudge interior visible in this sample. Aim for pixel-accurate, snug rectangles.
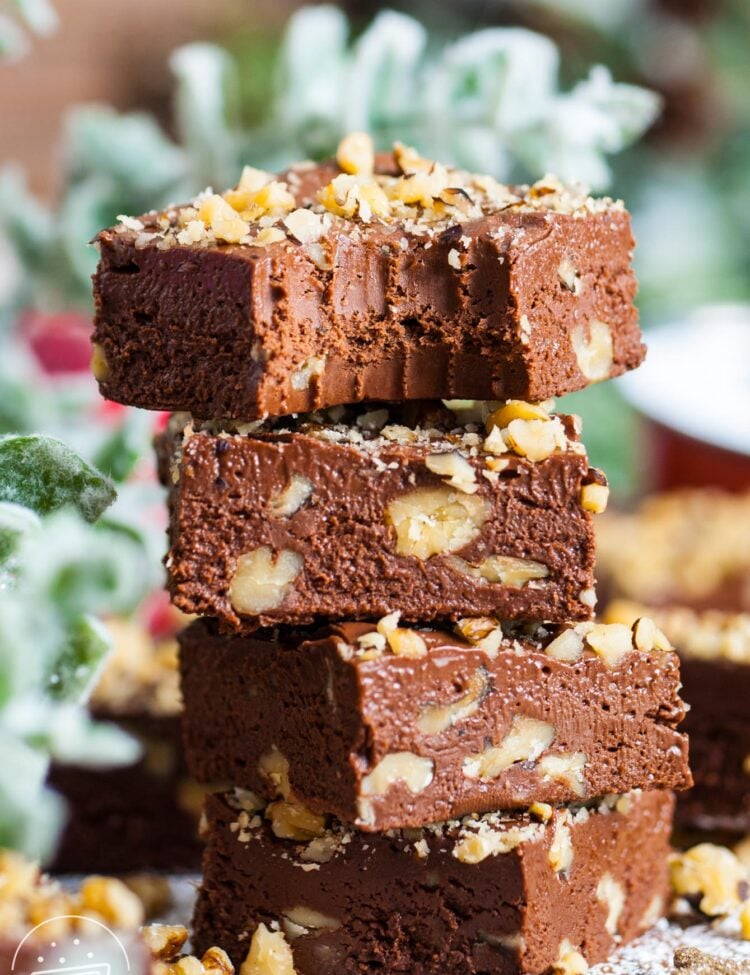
[160,399,607,628]
[92,135,644,418]
[191,787,674,975]
[180,614,690,830]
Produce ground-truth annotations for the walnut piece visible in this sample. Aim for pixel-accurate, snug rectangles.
[669,843,749,916]
[290,355,326,391]
[240,924,297,975]
[376,611,428,658]
[266,800,327,841]
[90,342,110,382]
[455,617,504,656]
[78,875,144,928]
[282,906,341,940]
[229,547,303,614]
[141,924,190,962]
[258,748,291,799]
[448,554,549,588]
[386,486,489,560]
[538,752,587,797]
[336,132,375,176]
[453,822,542,865]
[503,416,568,462]
[596,872,625,936]
[572,319,613,382]
[268,476,314,518]
[361,752,435,798]
[545,629,584,663]
[558,258,583,295]
[417,667,489,735]
[463,716,555,780]
[552,939,589,975]
[580,482,609,514]
[549,819,573,875]
[584,623,633,669]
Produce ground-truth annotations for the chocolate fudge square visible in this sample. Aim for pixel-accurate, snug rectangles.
[158,401,605,629]
[606,600,750,834]
[180,616,690,831]
[92,141,644,419]
[191,788,674,975]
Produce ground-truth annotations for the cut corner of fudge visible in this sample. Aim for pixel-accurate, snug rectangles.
[92,136,644,419]
[160,400,605,629]
[179,613,691,831]
[190,787,675,975]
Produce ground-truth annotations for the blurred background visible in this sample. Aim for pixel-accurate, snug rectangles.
[0,0,748,868]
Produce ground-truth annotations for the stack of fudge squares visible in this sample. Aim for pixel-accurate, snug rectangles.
[92,134,692,975]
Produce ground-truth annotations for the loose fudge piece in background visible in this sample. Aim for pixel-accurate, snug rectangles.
[180,616,690,831]
[606,600,750,834]
[159,401,605,629]
[596,490,750,614]
[48,617,204,874]
[92,142,644,419]
[191,788,674,975]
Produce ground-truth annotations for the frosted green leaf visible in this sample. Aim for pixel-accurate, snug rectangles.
[273,4,349,153]
[171,42,238,189]
[0,501,40,563]
[20,511,149,619]
[0,13,29,60]
[569,66,662,152]
[64,106,186,196]
[0,434,116,521]
[11,0,58,36]
[431,28,559,136]
[46,614,111,700]
[5,698,140,768]
[344,11,426,133]
[93,409,154,483]
[0,732,63,862]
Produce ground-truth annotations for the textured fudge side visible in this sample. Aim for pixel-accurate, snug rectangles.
[191,789,674,975]
[180,617,690,830]
[607,601,750,833]
[92,157,643,419]
[161,404,603,628]
[596,490,750,613]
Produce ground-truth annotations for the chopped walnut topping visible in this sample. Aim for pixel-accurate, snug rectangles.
[580,482,609,514]
[486,400,551,429]
[669,843,750,917]
[79,875,145,928]
[549,817,573,875]
[584,623,633,669]
[545,629,584,663]
[336,132,375,176]
[455,617,504,656]
[266,800,327,841]
[503,416,568,463]
[240,924,297,975]
[283,208,325,243]
[258,749,291,800]
[425,450,478,494]
[376,611,428,658]
[453,822,542,865]
[141,924,190,962]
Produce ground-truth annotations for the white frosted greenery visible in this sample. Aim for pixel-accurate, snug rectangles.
[0,5,659,317]
[0,436,149,861]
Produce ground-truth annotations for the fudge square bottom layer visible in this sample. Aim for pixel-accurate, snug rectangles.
[192,789,674,975]
[180,617,690,831]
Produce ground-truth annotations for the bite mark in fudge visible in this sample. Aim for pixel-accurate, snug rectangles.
[179,616,690,830]
[606,601,750,834]
[92,142,644,419]
[159,402,604,628]
[191,789,674,975]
